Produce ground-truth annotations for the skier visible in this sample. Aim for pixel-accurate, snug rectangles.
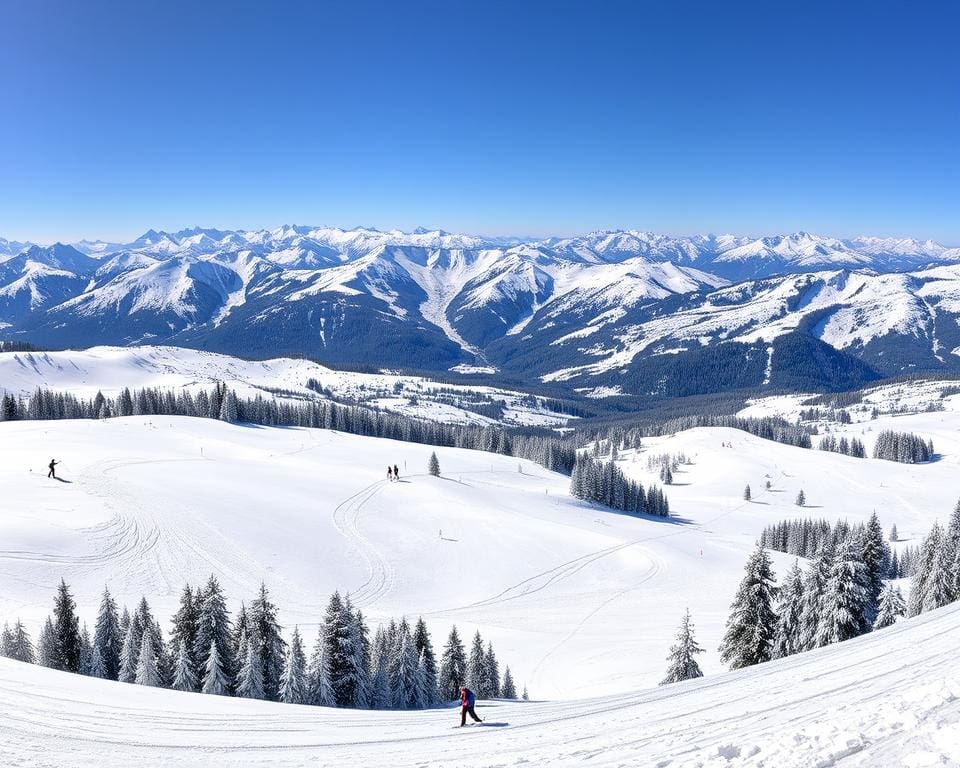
[459,686,482,726]
[393,464,399,481]
[387,466,393,482]
[47,459,59,479]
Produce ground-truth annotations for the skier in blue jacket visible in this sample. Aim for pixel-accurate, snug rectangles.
[460,686,482,726]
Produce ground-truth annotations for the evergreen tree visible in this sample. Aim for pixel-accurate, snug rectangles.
[88,646,108,679]
[795,489,806,507]
[719,545,778,669]
[280,627,307,705]
[466,630,487,695]
[799,548,833,650]
[412,618,437,706]
[501,666,517,699]
[909,523,950,617]
[437,625,467,701]
[4,619,34,663]
[345,602,370,708]
[201,639,230,696]
[873,584,906,630]
[194,576,235,694]
[37,617,56,668]
[772,560,805,659]
[743,484,751,501]
[249,583,286,701]
[861,512,887,624]
[78,624,94,675]
[322,592,358,707]
[307,627,335,706]
[390,626,420,709]
[889,524,899,542]
[922,528,955,613]
[135,631,161,687]
[169,585,199,687]
[428,451,441,477]
[369,627,392,709]
[237,642,265,699]
[93,587,122,680]
[219,388,239,422]
[118,613,142,683]
[52,579,81,672]
[171,639,198,692]
[522,685,529,701]
[413,649,432,709]
[660,609,704,684]
[816,537,870,645]
[483,642,501,698]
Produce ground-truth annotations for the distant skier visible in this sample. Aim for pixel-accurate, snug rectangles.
[387,466,394,482]
[459,686,482,726]
[393,464,399,481]
[47,459,59,479]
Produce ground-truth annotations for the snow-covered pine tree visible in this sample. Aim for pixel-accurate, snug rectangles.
[237,641,265,699]
[322,592,358,707]
[501,666,517,699]
[218,388,239,422]
[412,618,437,706]
[391,626,420,709]
[280,626,307,705]
[345,602,370,709]
[428,451,441,477]
[660,609,704,684]
[743,484,751,501]
[799,548,833,650]
[3,619,34,663]
[816,537,870,645]
[201,638,230,696]
[169,584,199,687]
[483,642,501,698]
[78,624,93,675]
[437,625,467,701]
[52,579,81,672]
[413,649,432,709]
[861,512,888,624]
[93,587,122,680]
[171,639,197,692]
[466,630,487,695]
[249,582,286,701]
[889,524,899,542]
[37,617,56,668]
[873,584,906,629]
[718,545,778,669]
[772,560,805,659]
[909,523,944,617]
[369,626,392,709]
[307,626,335,706]
[118,612,142,683]
[194,576,235,694]
[795,489,806,507]
[522,685,529,700]
[921,526,955,613]
[947,499,960,555]
[135,631,161,687]
[88,645,108,678]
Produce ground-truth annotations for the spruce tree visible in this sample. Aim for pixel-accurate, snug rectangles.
[772,560,805,659]
[861,512,887,623]
[171,640,197,692]
[391,627,420,709]
[743,484,751,501]
[135,631,161,687]
[501,666,517,699]
[52,579,82,672]
[718,545,778,669]
[412,618,437,706]
[660,609,704,684]
[795,489,806,507]
[873,584,905,630]
[889,524,898,542]
[522,685,529,700]
[466,630,487,695]
[307,626,335,706]
[413,649,432,709]
[88,646,108,678]
[280,627,307,705]
[322,592,357,707]
[79,624,94,675]
[93,587,122,680]
[37,617,56,668]
[347,605,371,709]
[194,576,235,693]
[249,583,286,701]
[428,451,441,477]
[201,638,230,696]
[816,537,870,645]
[483,642,500,698]
[369,627,392,709]
[118,613,142,683]
[799,548,833,650]
[437,625,467,701]
[169,585,199,686]
[5,619,35,663]
[237,642,265,699]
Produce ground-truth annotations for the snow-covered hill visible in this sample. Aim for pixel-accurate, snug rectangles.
[2,409,958,699]
[0,345,570,427]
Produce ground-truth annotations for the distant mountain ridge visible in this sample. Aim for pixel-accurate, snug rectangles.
[2,225,960,397]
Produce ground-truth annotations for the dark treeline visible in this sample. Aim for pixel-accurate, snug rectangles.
[817,434,866,458]
[0,578,526,710]
[569,455,669,517]
[0,340,45,353]
[0,384,577,476]
[872,430,935,464]
[799,407,852,424]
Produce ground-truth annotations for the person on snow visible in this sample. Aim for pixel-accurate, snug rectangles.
[393,464,399,481]
[459,686,482,726]
[387,466,393,482]
[47,459,59,479]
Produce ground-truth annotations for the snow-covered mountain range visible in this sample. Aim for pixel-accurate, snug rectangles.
[3,226,960,395]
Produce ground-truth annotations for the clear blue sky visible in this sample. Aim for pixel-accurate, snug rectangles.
[1,0,957,243]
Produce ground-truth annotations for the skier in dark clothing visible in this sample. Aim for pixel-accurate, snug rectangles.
[387,466,393,482]
[393,464,399,481]
[459,686,482,726]
[47,459,59,479]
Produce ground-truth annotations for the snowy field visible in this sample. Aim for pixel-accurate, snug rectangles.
[2,602,959,767]
[2,410,959,700]
[0,345,570,427]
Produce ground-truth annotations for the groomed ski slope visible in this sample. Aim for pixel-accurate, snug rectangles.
[2,601,959,767]
[2,410,959,699]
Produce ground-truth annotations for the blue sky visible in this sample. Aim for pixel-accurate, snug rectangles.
[1,0,957,243]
